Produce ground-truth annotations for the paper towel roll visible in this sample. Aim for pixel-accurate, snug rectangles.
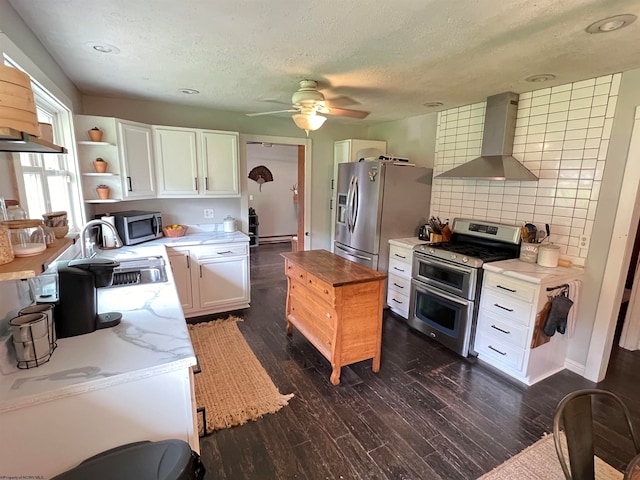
[101,215,116,248]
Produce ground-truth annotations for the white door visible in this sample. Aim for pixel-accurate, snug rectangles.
[154,127,199,196]
[198,256,249,310]
[117,120,156,199]
[199,130,240,196]
[167,248,193,311]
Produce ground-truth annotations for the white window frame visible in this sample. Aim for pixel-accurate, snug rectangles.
[4,55,85,230]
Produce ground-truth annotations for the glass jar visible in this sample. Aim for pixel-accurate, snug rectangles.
[0,224,13,265]
[2,220,47,257]
[5,201,27,221]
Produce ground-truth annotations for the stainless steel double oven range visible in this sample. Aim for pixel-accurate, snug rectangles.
[408,218,521,357]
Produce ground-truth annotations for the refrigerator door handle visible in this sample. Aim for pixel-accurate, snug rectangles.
[346,175,356,232]
[351,176,359,233]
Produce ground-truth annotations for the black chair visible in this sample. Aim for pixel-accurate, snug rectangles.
[553,389,640,480]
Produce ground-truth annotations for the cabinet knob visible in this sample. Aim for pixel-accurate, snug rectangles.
[324,289,329,294]
[299,274,304,278]
[326,313,331,318]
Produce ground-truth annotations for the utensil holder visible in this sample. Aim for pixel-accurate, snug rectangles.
[519,243,539,263]
[429,233,443,243]
[9,312,53,368]
[20,303,57,352]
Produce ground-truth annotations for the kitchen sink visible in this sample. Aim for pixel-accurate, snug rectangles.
[108,256,168,287]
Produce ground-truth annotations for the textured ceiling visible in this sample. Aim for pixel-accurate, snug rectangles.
[8,0,640,124]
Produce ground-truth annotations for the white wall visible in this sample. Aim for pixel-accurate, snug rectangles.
[368,112,438,168]
[246,143,298,238]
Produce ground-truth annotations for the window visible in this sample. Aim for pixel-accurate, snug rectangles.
[4,56,84,230]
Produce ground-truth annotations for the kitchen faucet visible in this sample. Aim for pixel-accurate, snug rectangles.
[79,219,123,258]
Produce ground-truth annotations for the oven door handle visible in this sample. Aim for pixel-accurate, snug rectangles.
[414,254,475,275]
[413,280,473,307]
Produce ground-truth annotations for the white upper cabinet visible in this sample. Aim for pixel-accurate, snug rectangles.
[199,130,239,196]
[154,126,239,198]
[153,126,199,196]
[117,120,156,199]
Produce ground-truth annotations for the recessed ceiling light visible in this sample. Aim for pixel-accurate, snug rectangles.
[525,73,556,83]
[87,43,120,54]
[585,14,637,34]
[179,88,200,95]
[423,101,444,108]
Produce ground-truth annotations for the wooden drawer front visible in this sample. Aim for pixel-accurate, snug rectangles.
[476,312,530,350]
[388,274,410,295]
[289,282,336,340]
[475,330,525,371]
[389,245,412,265]
[285,260,306,283]
[305,273,335,305]
[387,288,409,318]
[388,258,411,279]
[196,243,248,259]
[288,292,333,352]
[483,271,536,303]
[481,290,533,327]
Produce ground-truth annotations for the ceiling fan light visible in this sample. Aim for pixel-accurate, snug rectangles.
[292,113,327,132]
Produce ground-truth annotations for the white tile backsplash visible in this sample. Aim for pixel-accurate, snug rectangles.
[432,73,619,263]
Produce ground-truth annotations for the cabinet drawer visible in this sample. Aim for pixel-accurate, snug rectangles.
[387,289,409,318]
[388,258,411,279]
[475,330,525,371]
[285,260,306,283]
[476,311,530,349]
[288,293,333,352]
[480,290,533,327]
[389,245,412,265]
[305,273,335,304]
[388,274,410,295]
[195,243,248,259]
[483,271,536,303]
[289,283,336,340]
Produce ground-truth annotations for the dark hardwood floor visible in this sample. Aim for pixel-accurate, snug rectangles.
[194,243,640,479]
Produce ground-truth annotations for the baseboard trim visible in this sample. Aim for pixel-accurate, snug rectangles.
[564,358,586,376]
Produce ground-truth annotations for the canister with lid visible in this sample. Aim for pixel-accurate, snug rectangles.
[1,220,47,257]
[537,244,560,267]
[0,223,14,265]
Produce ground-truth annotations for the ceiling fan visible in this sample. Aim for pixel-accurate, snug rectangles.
[246,80,369,134]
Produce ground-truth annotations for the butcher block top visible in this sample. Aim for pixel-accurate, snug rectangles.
[281,250,386,286]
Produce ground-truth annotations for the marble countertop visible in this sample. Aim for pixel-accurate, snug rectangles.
[483,258,584,284]
[0,243,196,414]
[388,237,428,248]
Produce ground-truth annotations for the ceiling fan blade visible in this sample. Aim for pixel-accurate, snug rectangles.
[325,107,369,119]
[246,109,297,117]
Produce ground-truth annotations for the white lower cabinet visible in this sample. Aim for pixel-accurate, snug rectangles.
[386,241,416,319]
[167,242,250,317]
[474,268,582,385]
[0,368,197,478]
[167,247,194,312]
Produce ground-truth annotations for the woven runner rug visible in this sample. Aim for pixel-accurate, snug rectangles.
[188,317,294,435]
[478,433,622,480]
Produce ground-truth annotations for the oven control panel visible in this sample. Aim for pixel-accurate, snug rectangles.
[469,223,498,235]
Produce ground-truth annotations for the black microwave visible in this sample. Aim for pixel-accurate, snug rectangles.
[111,210,163,245]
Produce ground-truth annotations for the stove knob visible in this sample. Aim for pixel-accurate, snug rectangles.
[462,256,469,263]
[429,248,435,254]
[451,254,457,260]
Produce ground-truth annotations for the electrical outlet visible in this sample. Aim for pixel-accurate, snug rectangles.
[579,234,590,249]
[203,208,215,219]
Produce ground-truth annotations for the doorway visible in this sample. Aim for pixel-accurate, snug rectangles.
[239,135,311,251]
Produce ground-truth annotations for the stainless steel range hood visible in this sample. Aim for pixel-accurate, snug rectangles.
[0,127,67,154]
[436,92,537,181]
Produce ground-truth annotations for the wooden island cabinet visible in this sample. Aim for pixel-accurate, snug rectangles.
[281,250,387,385]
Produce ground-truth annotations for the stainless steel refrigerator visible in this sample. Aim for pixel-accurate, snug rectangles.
[334,160,432,273]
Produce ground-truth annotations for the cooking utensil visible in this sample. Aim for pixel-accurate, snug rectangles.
[522,223,537,243]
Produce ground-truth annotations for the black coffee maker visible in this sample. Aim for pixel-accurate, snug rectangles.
[55,257,122,338]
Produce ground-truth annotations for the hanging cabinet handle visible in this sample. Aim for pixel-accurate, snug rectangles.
[127,176,132,192]
[205,177,209,190]
[199,265,202,278]
[491,325,511,334]
[194,177,198,191]
[494,303,514,312]
[496,285,516,293]
[488,345,507,356]
[186,255,190,269]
